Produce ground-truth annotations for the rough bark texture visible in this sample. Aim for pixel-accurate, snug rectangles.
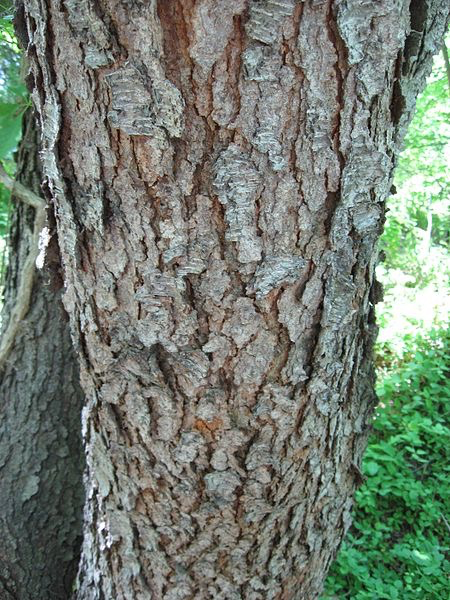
[0,110,85,599]
[19,1,449,598]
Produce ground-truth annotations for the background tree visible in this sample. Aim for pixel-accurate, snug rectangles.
[6,1,450,598]
[0,8,84,596]
[0,107,85,599]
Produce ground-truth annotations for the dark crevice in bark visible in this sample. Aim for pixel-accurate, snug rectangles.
[390,65,407,126]
[326,0,347,165]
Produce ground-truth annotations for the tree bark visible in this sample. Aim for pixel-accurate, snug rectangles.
[19,1,449,598]
[0,110,85,599]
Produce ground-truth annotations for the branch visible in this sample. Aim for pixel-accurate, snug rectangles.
[443,41,450,97]
[0,165,46,371]
[0,162,44,209]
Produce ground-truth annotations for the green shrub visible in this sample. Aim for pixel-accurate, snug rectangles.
[322,328,450,599]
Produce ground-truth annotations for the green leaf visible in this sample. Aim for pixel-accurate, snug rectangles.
[411,550,432,565]
[365,461,380,476]
[0,101,23,158]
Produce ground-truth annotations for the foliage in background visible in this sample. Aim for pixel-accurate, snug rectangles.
[376,37,450,357]
[322,328,450,599]
[0,5,29,284]
[0,15,27,158]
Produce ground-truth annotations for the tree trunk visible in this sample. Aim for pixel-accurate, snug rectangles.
[19,1,448,598]
[0,110,84,599]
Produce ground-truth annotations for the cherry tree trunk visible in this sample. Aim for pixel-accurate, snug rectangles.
[0,110,84,598]
[19,1,448,598]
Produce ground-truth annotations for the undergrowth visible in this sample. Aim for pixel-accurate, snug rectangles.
[322,327,450,599]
